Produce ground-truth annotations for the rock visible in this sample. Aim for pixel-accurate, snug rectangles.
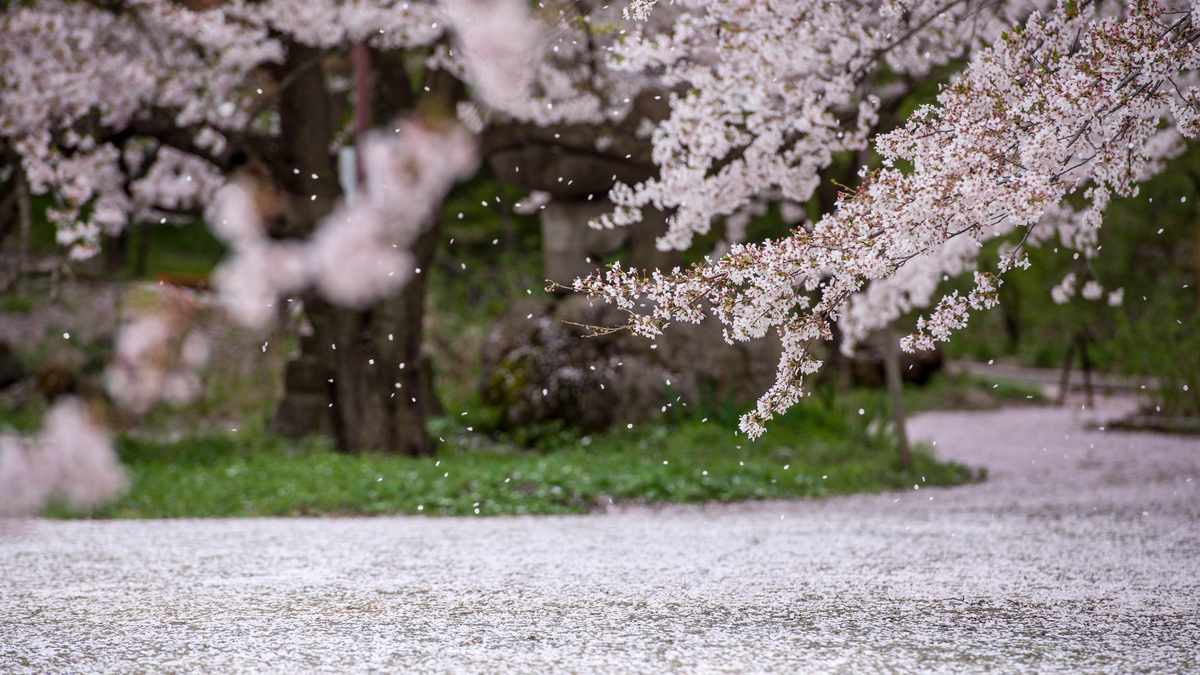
[270,349,335,438]
[540,201,679,290]
[541,201,627,287]
[480,294,780,433]
[480,297,665,432]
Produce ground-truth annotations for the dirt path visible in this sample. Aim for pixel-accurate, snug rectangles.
[2,398,1197,674]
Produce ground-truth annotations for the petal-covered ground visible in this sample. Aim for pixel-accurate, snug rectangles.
[2,398,1197,674]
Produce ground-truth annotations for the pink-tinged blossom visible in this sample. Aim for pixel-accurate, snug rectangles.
[0,399,124,517]
[442,0,543,112]
[207,179,309,328]
[596,0,1053,249]
[578,1,1200,438]
[514,190,552,215]
[310,121,477,306]
[358,120,477,218]
[212,242,310,329]
[105,288,211,414]
[210,119,477,325]
[1051,273,1079,305]
[308,203,417,308]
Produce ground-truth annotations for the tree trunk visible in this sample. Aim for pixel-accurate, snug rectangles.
[262,41,435,455]
[270,220,441,455]
[295,220,440,455]
[105,229,130,274]
[883,323,912,470]
[134,221,151,277]
[1195,178,1200,312]
[16,170,30,292]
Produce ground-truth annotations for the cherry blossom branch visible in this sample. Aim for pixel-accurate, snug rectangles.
[596,0,1044,250]
[577,0,1200,438]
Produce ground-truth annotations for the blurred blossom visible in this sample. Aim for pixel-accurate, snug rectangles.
[1050,273,1078,305]
[514,190,551,215]
[308,202,416,307]
[105,287,208,414]
[456,101,486,134]
[208,180,266,248]
[213,241,308,328]
[442,0,542,112]
[779,201,807,225]
[359,119,477,215]
[210,117,477,326]
[0,399,125,517]
[180,332,212,369]
[1081,280,1104,301]
[0,436,42,516]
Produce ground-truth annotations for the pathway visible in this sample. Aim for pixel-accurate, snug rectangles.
[1,397,1197,673]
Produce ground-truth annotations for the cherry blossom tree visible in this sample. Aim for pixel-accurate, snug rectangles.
[578,0,1200,437]
[0,0,647,459]
[4,0,1195,488]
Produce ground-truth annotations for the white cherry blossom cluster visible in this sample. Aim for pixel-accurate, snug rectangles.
[1047,272,1124,306]
[0,0,544,258]
[842,0,1197,348]
[440,0,675,128]
[599,0,1055,250]
[224,0,443,49]
[1051,273,1080,305]
[0,0,282,256]
[578,0,1200,438]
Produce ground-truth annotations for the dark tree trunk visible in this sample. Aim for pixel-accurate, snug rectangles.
[266,41,439,455]
[883,323,912,470]
[134,221,151,277]
[105,229,130,273]
[0,170,20,248]
[297,221,439,455]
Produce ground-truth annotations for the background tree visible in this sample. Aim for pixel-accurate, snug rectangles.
[0,0,644,454]
[3,0,1196,465]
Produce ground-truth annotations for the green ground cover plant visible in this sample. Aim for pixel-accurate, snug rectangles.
[1,177,1041,520]
[48,396,976,518]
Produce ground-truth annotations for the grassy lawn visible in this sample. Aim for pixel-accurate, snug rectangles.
[7,180,1050,521]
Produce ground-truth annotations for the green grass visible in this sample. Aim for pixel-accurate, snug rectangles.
[0,394,48,434]
[13,177,999,520]
[48,399,977,519]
